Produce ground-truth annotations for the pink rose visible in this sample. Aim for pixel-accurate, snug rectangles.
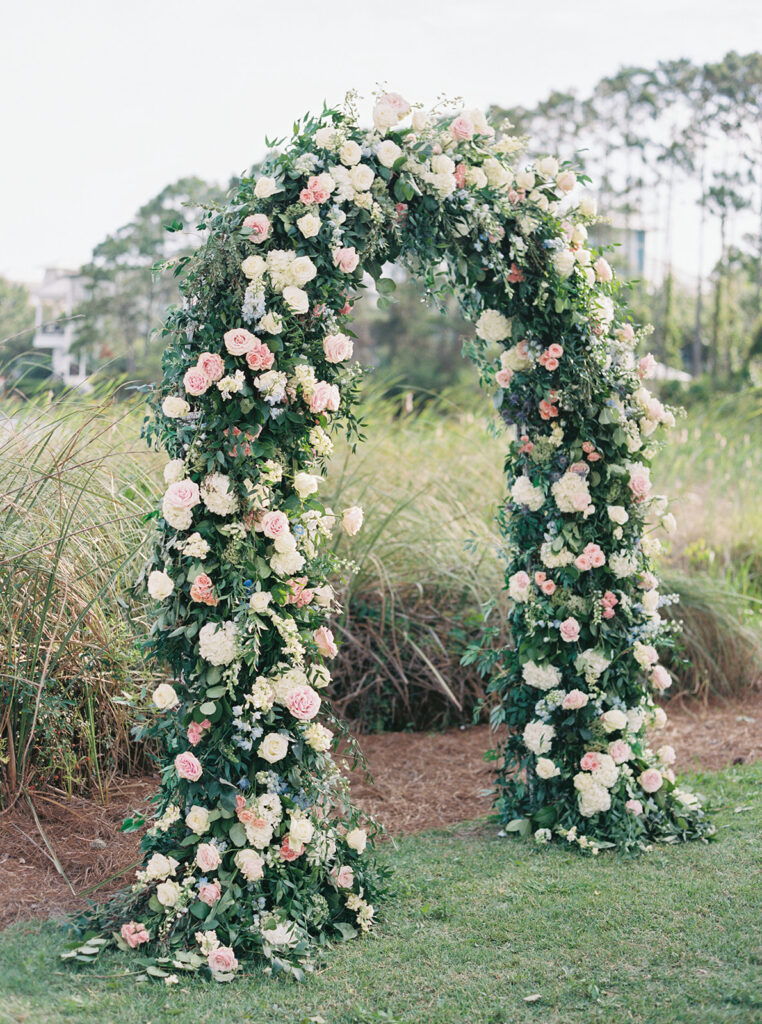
[175,751,202,781]
[639,768,663,794]
[196,842,221,872]
[559,617,580,643]
[608,740,632,764]
[625,799,643,816]
[197,352,225,382]
[187,721,204,746]
[547,343,563,358]
[198,881,222,906]
[190,573,217,605]
[323,333,354,363]
[593,256,613,282]
[454,163,467,189]
[305,175,331,204]
[638,353,656,379]
[335,865,354,889]
[617,323,635,343]
[314,625,338,659]
[183,367,210,396]
[451,115,474,140]
[495,368,513,388]
[121,921,149,948]
[207,946,239,974]
[223,328,257,356]
[286,685,321,722]
[245,343,275,371]
[575,553,592,572]
[333,247,359,273]
[379,91,411,117]
[308,381,340,413]
[165,479,200,510]
[260,510,289,539]
[629,465,651,501]
[540,579,556,595]
[243,213,271,243]
[280,835,304,861]
[562,689,589,710]
[580,751,602,772]
[651,665,672,692]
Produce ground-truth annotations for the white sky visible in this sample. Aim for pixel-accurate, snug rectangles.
[2,0,761,284]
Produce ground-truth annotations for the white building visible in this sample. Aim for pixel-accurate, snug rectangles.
[31,268,89,388]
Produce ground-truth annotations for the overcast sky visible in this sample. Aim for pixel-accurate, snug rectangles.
[2,0,760,283]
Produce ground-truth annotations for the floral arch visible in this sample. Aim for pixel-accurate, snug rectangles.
[76,92,713,979]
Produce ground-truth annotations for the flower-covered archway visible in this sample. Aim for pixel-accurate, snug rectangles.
[77,92,713,979]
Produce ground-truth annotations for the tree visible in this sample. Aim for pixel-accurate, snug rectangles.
[75,177,225,382]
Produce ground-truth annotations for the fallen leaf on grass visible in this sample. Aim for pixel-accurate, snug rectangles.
[523,994,541,1003]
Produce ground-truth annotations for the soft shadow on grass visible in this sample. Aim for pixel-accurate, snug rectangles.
[1,765,760,1024]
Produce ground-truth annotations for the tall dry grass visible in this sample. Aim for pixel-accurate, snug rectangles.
[0,386,163,805]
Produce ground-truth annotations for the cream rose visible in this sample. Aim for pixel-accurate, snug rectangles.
[297,213,321,238]
[147,570,174,601]
[152,682,178,710]
[258,732,289,763]
[283,286,309,315]
[345,827,367,853]
[185,805,210,835]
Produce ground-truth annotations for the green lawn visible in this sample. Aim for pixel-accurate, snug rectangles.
[2,765,761,1024]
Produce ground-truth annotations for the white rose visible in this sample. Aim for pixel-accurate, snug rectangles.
[483,158,510,188]
[376,139,402,168]
[294,472,320,499]
[536,757,560,780]
[241,254,266,280]
[431,154,455,175]
[288,256,317,287]
[538,156,559,178]
[147,570,174,601]
[339,140,362,166]
[259,312,283,335]
[258,732,289,763]
[341,506,364,535]
[156,880,181,907]
[515,169,535,191]
[345,828,367,853]
[289,816,314,847]
[250,591,272,613]
[601,709,628,733]
[152,683,178,710]
[185,805,210,835]
[297,213,321,238]
[553,249,576,278]
[607,505,629,525]
[283,286,309,315]
[312,585,334,607]
[162,396,190,419]
[254,176,278,198]
[661,513,677,535]
[235,849,264,881]
[476,309,511,343]
[579,194,597,217]
[163,459,186,484]
[411,109,428,131]
[349,164,374,191]
[315,125,338,150]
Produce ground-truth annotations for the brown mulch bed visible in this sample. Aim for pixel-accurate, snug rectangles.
[1,692,759,930]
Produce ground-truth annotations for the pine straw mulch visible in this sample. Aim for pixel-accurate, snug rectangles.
[1,692,759,930]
